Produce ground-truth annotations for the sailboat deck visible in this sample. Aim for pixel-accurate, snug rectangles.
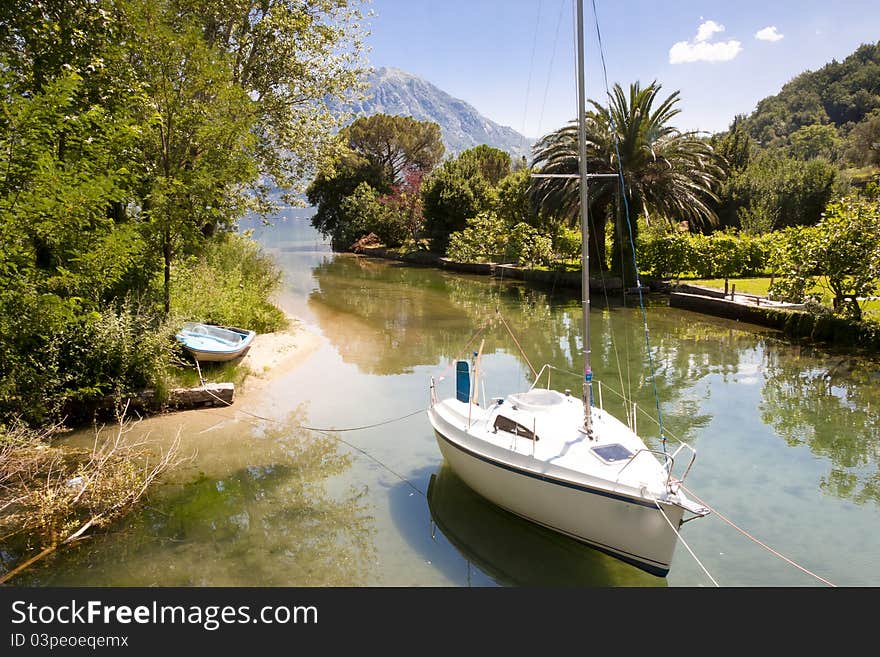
[433,389,672,500]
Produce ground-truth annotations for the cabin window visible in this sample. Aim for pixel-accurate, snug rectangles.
[590,444,634,463]
[493,415,538,441]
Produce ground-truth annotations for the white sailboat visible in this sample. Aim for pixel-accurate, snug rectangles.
[427,0,709,577]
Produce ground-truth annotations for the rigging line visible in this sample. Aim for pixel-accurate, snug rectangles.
[298,408,427,433]
[680,485,837,587]
[192,384,426,434]
[590,0,666,457]
[617,194,633,416]
[435,321,491,379]
[519,0,545,151]
[654,500,719,587]
[497,311,539,378]
[586,196,628,416]
[307,426,427,497]
[536,0,568,138]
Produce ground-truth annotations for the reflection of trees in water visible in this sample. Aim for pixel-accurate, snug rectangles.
[19,413,376,586]
[760,349,880,506]
[309,256,502,375]
[311,256,805,445]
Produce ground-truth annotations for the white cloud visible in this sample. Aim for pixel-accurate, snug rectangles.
[670,20,742,64]
[695,20,725,43]
[755,26,784,42]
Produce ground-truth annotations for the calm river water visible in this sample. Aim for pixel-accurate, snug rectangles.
[18,210,880,586]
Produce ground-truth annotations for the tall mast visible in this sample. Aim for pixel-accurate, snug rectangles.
[576,0,592,434]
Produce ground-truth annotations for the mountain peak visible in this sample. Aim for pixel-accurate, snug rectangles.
[341,67,533,159]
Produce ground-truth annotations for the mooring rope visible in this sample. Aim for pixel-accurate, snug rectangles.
[183,384,429,496]
[680,485,837,587]
[654,500,719,587]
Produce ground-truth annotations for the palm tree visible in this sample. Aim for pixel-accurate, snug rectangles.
[530,81,723,282]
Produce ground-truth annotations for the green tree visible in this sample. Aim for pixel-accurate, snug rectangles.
[494,168,539,228]
[376,169,426,246]
[422,158,493,252]
[307,145,388,248]
[129,0,259,314]
[343,114,444,186]
[770,197,880,319]
[723,151,838,233]
[458,144,511,186]
[531,81,722,282]
[445,212,508,263]
[845,112,880,166]
[176,0,370,208]
[789,123,843,161]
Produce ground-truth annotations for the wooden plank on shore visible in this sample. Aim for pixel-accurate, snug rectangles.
[167,383,235,408]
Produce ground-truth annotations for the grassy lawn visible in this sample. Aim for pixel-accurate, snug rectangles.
[683,277,772,296]
[683,277,880,321]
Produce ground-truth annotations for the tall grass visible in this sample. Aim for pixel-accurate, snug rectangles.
[170,233,288,333]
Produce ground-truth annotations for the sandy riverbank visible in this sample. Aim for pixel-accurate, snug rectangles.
[234,315,323,402]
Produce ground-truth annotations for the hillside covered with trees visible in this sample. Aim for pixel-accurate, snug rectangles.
[743,40,880,166]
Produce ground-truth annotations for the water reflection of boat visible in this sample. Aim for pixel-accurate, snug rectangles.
[426,466,665,587]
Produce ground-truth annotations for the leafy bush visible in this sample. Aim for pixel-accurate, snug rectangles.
[769,197,880,318]
[638,232,692,279]
[170,232,287,333]
[0,290,174,426]
[553,225,582,262]
[445,212,508,263]
[61,304,175,404]
[506,222,553,267]
[638,230,770,279]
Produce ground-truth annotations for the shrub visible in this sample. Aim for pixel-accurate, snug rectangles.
[553,225,582,262]
[506,222,553,267]
[170,233,287,333]
[445,212,508,263]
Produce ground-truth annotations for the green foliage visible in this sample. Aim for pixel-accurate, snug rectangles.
[0,289,173,426]
[0,0,367,429]
[308,146,387,248]
[638,230,769,280]
[445,212,508,263]
[710,115,751,174]
[638,232,692,280]
[531,81,724,284]
[552,225,582,262]
[170,233,288,334]
[375,169,426,247]
[744,41,880,146]
[719,151,838,232]
[343,114,444,185]
[309,115,442,249]
[422,158,494,252]
[505,223,553,267]
[845,113,880,166]
[788,123,843,161]
[494,168,539,228]
[457,145,511,186]
[769,197,880,319]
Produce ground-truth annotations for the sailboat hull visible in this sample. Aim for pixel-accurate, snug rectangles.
[429,409,684,577]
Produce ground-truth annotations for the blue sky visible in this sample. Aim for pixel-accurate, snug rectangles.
[362,0,880,138]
